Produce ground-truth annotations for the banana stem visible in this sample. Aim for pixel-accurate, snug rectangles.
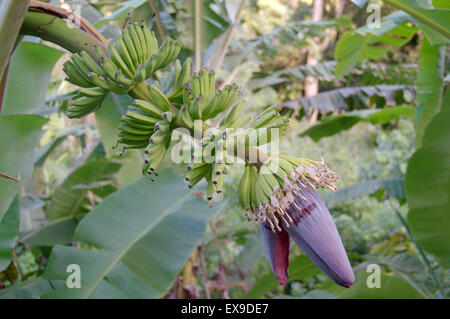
[20,10,106,58]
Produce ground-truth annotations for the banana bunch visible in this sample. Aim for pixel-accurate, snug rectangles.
[201,84,241,119]
[178,69,241,129]
[243,105,289,146]
[156,58,192,104]
[238,155,296,230]
[108,21,180,81]
[142,38,182,81]
[68,88,107,118]
[141,113,174,177]
[185,160,228,206]
[251,105,289,130]
[63,47,135,100]
[118,96,174,149]
[63,21,182,119]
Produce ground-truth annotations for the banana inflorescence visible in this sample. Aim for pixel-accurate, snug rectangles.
[238,153,338,232]
[61,19,349,290]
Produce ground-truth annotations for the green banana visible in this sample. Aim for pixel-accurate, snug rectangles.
[238,165,252,209]
[118,123,151,136]
[155,121,170,132]
[126,109,160,125]
[206,181,215,202]
[114,69,135,87]
[183,83,192,106]
[141,24,158,55]
[118,131,149,141]
[117,37,136,74]
[186,164,210,182]
[148,85,171,111]
[108,43,133,78]
[135,64,147,82]
[78,87,107,97]
[249,166,260,209]
[72,53,95,75]
[128,24,145,65]
[220,100,244,128]
[187,165,211,188]
[189,94,203,120]
[122,27,139,69]
[134,23,148,61]
[251,110,278,128]
[179,104,194,129]
[132,99,163,118]
[215,174,224,194]
[168,58,192,99]
[149,130,170,145]
[80,51,104,76]
[120,116,154,130]
[187,162,208,171]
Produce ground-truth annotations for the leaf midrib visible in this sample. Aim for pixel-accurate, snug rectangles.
[82,190,191,298]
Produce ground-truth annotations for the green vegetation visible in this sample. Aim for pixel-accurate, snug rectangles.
[0,0,448,299]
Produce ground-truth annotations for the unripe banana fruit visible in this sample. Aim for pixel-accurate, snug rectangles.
[63,21,182,119]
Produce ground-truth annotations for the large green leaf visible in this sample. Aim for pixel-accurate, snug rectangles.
[95,94,142,186]
[405,90,450,267]
[0,277,54,299]
[2,41,63,115]
[0,115,47,221]
[244,255,321,299]
[0,195,19,271]
[334,31,369,79]
[21,216,78,247]
[334,18,416,78]
[384,0,450,39]
[46,159,121,221]
[300,106,414,141]
[43,169,227,298]
[357,10,449,46]
[414,36,445,147]
[322,270,425,298]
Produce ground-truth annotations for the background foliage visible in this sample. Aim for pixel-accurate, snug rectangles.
[0,0,448,299]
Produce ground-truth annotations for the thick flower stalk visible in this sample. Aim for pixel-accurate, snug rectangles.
[62,22,354,288]
[238,154,355,287]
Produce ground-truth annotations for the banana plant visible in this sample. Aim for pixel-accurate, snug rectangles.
[56,14,356,288]
[1,0,447,298]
